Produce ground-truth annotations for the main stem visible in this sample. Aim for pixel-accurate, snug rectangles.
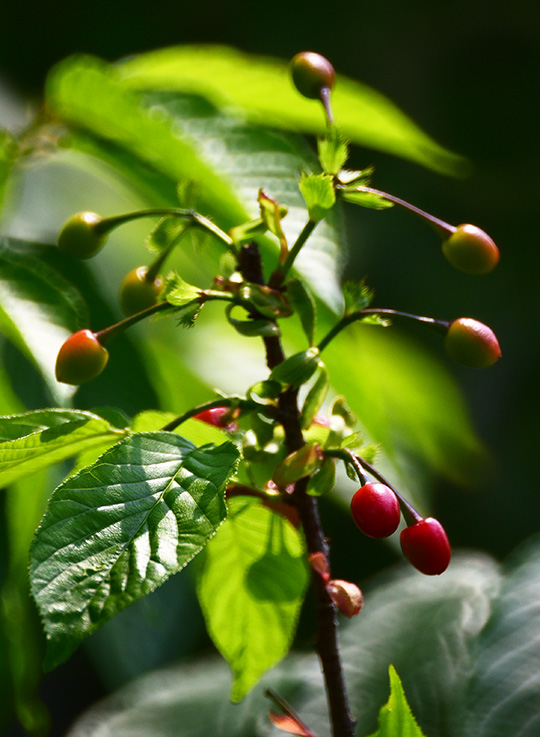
[238,242,356,737]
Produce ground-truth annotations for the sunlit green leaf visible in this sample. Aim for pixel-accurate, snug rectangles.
[118,46,467,175]
[287,277,316,346]
[196,496,308,701]
[367,666,426,737]
[30,431,239,670]
[318,127,349,175]
[0,409,126,487]
[299,173,336,223]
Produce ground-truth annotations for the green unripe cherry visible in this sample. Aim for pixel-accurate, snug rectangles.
[442,224,499,274]
[119,266,164,316]
[290,51,335,100]
[445,318,501,368]
[57,212,107,259]
[55,329,109,385]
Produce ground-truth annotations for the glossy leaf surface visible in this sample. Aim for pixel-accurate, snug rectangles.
[30,431,239,670]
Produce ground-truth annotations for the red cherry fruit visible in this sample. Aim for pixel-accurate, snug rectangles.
[442,224,499,275]
[400,517,451,575]
[55,329,109,385]
[194,406,232,429]
[350,483,401,538]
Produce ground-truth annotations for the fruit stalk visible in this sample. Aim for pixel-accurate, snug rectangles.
[238,240,356,737]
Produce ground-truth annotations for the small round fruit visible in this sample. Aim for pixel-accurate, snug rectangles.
[445,317,501,368]
[194,406,231,429]
[57,212,106,259]
[290,52,335,99]
[119,266,164,316]
[350,482,401,538]
[55,329,109,385]
[400,517,451,575]
[442,224,499,274]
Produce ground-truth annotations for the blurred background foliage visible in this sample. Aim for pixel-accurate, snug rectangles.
[0,0,538,735]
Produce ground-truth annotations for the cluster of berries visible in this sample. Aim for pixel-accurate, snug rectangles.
[350,483,450,575]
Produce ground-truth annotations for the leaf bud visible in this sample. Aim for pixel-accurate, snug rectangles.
[326,579,364,617]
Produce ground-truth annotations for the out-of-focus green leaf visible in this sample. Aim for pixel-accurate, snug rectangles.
[45,56,345,311]
[0,129,17,209]
[0,238,88,405]
[460,535,540,737]
[270,347,320,388]
[323,324,488,485]
[30,431,239,670]
[196,496,308,701]
[117,46,467,175]
[46,56,246,225]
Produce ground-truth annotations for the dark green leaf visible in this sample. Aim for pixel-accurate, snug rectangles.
[460,535,540,737]
[301,364,330,430]
[239,283,292,319]
[0,238,88,404]
[269,348,320,388]
[306,457,336,497]
[30,431,239,670]
[0,408,126,486]
[273,443,324,488]
[196,496,309,701]
[227,307,281,338]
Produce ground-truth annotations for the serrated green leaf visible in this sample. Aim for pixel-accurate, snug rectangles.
[368,666,426,737]
[196,497,309,701]
[269,348,320,388]
[299,173,336,222]
[30,431,239,670]
[287,277,316,346]
[0,238,88,405]
[318,127,349,175]
[163,272,201,306]
[0,409,126,487]
[118,45,467,175]
[343,279,375,315]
